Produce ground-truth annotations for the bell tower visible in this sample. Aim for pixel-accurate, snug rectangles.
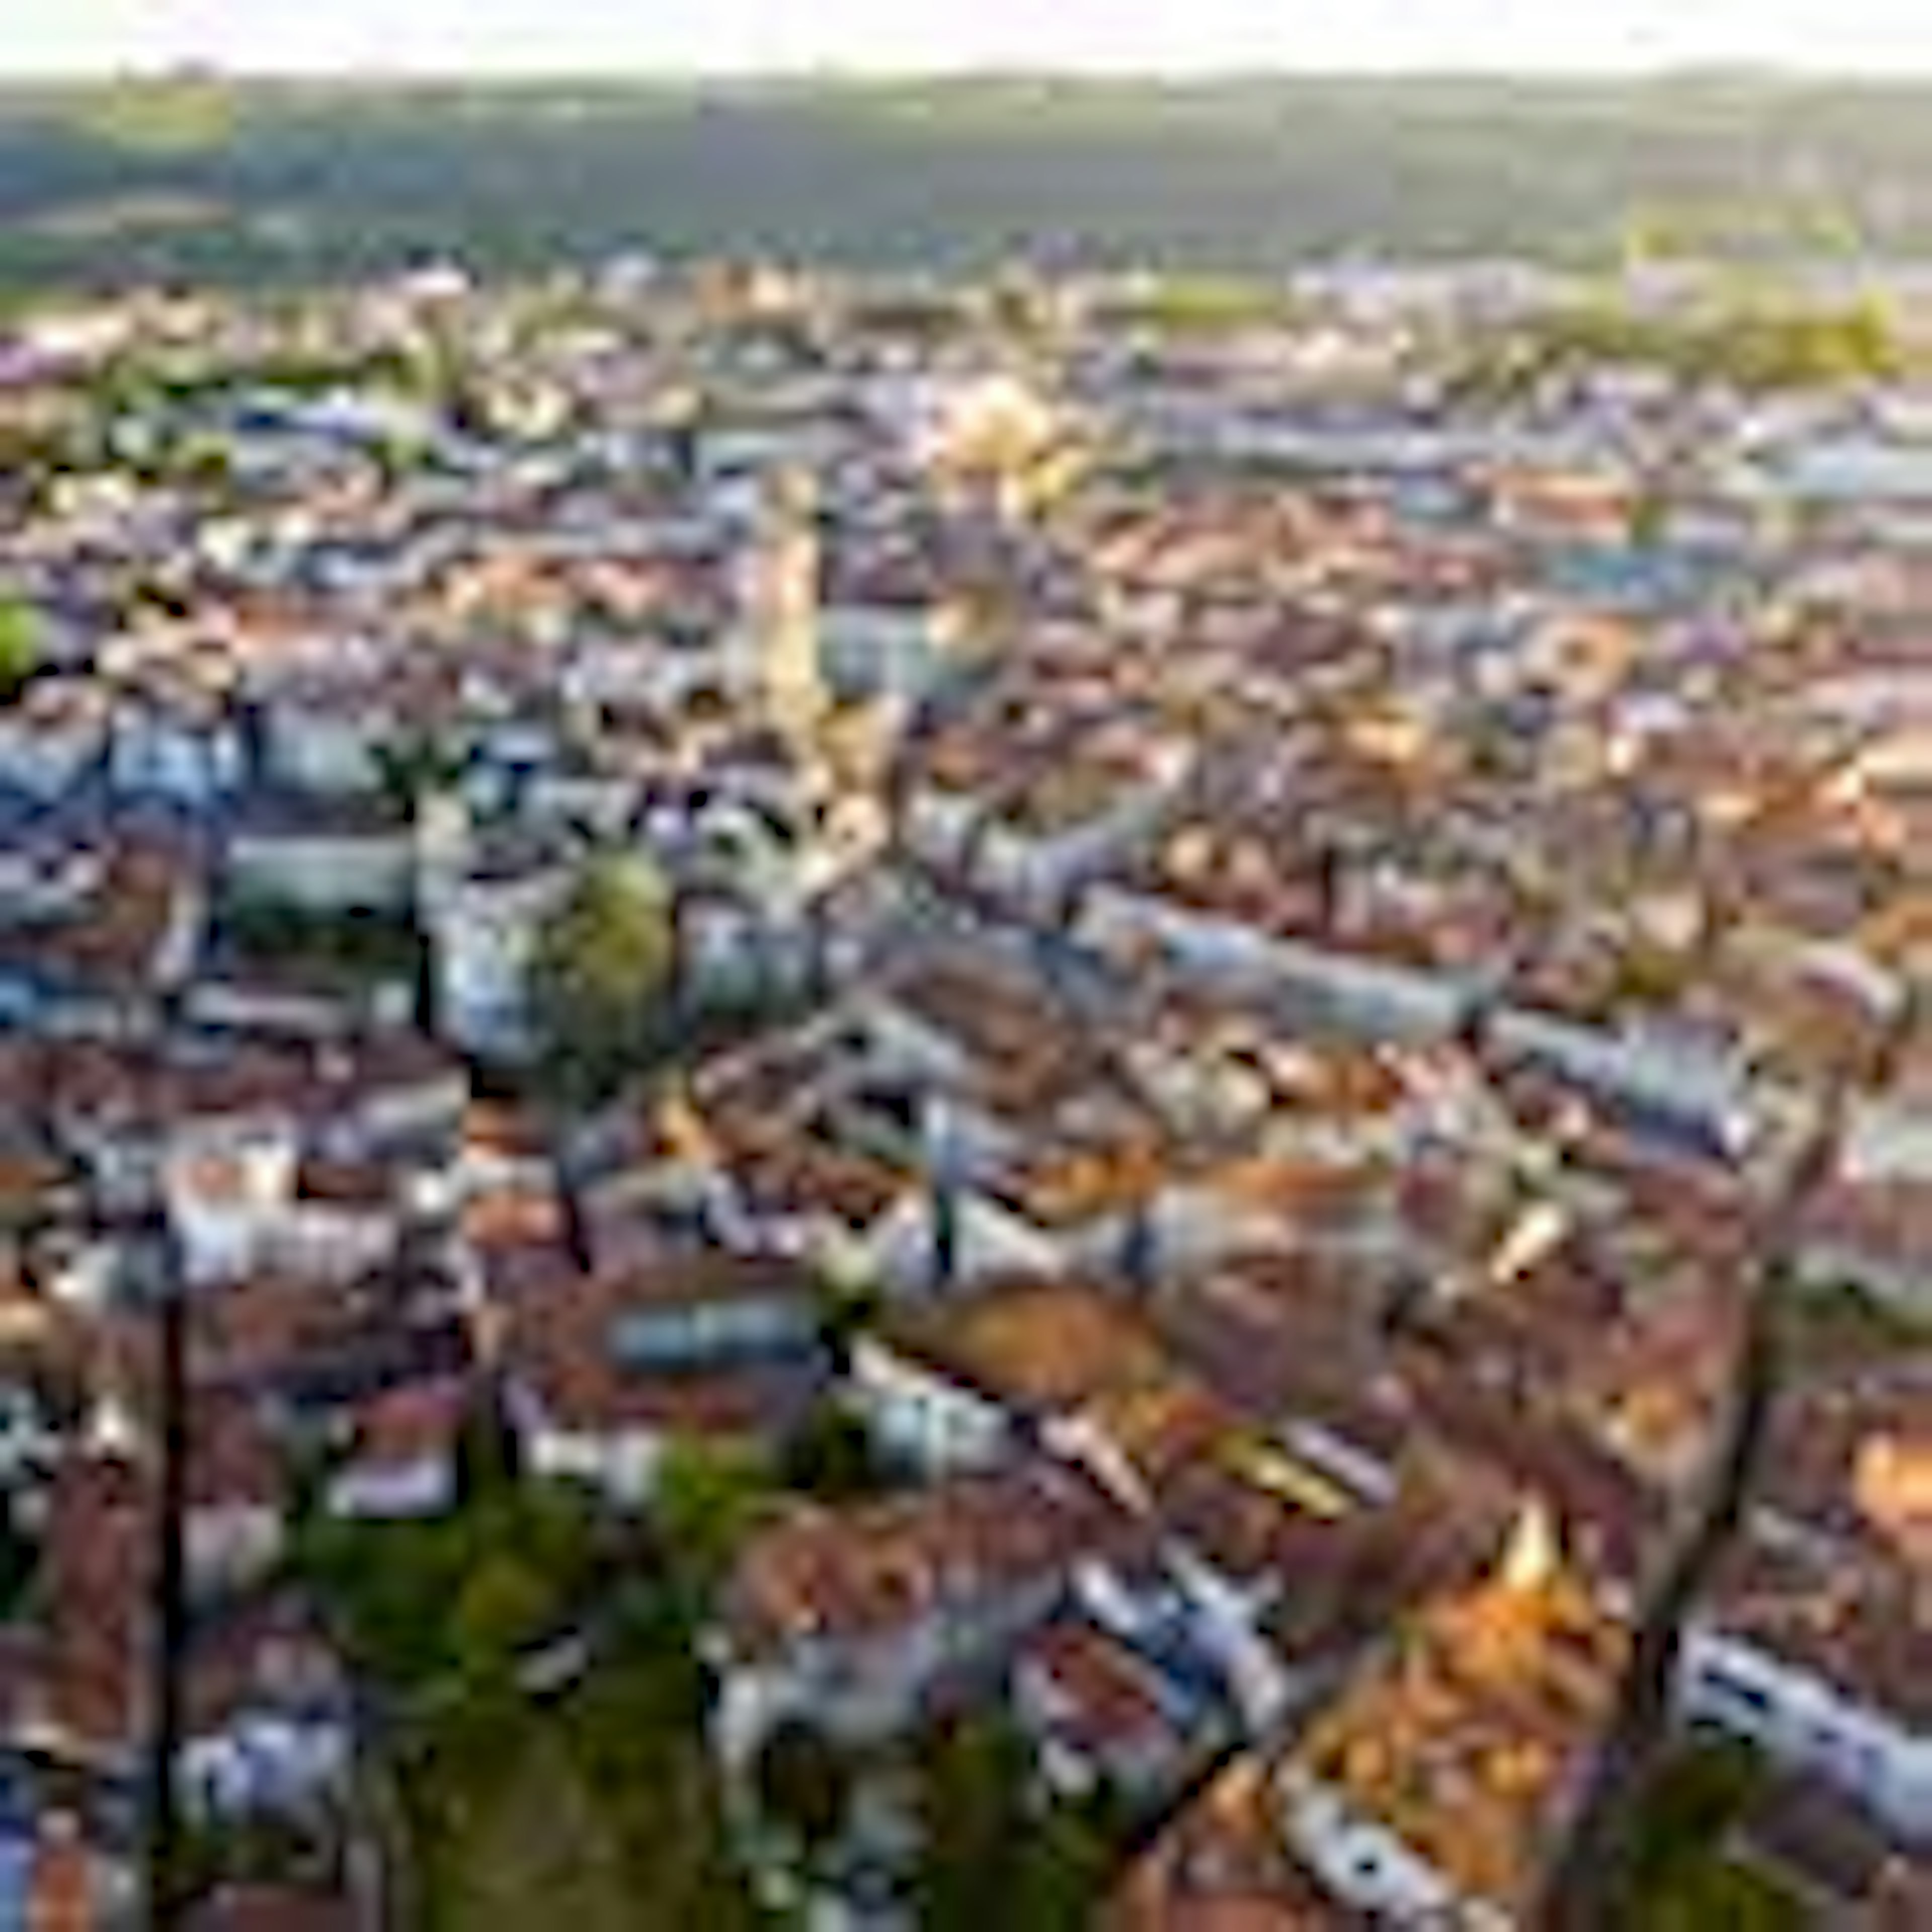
[737,465,824,741]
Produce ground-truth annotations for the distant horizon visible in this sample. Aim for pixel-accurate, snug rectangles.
[12,58,1932,88]
[16,0,1932,86]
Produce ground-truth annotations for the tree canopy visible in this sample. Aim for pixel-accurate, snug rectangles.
[0,597,42,705]
[754,1718,855,1854]
[653,1438,776,1594]
[914,1714,1112,1932]
[1454,292,1904,400]
[526,849,676,1100]
[780,1400,892,1502]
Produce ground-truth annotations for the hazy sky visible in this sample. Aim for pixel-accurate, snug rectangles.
[12,0,1932,77]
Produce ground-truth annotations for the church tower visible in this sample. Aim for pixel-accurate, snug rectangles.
[736,465,824,741]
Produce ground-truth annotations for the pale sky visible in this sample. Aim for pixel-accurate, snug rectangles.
[10,0,1932,77]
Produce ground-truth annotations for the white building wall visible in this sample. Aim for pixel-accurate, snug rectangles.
[1679,1627,1932,1843]
[185,1504,285,1599]
[848,1340,1011,1474]
[327,1455,456,1521]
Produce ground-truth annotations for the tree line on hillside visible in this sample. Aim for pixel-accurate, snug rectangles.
[5,77,1932,289]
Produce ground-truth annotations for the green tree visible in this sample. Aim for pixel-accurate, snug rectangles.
[780,1402,889,1502]
[495,1481,604,1594]
[527,851,675,1101]
[1615,1736,1804,1931]
[0,598,41,705]
[450,1550,554,1681]
[915,1714,1108,1932]
[294,1513,473,1687]
[654,1439,775,1595]
[754,1718,855,1855]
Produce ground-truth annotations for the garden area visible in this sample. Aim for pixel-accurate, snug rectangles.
[289,1402,1103,1930]
[293,1445,770,1930]
[292,1475,616,1696]
[395,1603,758,1932]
